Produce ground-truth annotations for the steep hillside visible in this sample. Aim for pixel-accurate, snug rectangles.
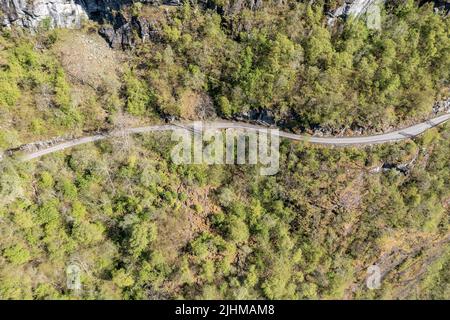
[0,0,448,300]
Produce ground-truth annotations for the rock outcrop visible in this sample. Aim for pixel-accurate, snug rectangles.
[98,11,166,49]
[1,0,89,29]
[432,98,450,114]
[0,0,179,48]
[327,0,384,26]
[328,0,450,25]
[0,0,143,30]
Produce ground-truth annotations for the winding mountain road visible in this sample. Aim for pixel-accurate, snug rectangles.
[11,113,450,162]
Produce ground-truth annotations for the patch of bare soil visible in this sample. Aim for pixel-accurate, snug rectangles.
[52,30,123,90]
[338,173,365,211]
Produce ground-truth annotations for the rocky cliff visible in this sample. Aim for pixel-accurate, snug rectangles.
[0,0,182,48]
[328,0,449,25]
[1,0,448,48]
[0,0,138,29]
[1,0,87,29]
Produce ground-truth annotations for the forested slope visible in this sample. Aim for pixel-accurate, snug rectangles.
[0,121,449,299]
[0,0,449,300]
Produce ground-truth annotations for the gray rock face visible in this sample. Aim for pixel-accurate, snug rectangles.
[0,0,142,29]
[0,0,178,48]
[1,0,89,29]
[328,0,450,25]
[98,14,164,49]
[0,0,183,30]
[327,0,384,26]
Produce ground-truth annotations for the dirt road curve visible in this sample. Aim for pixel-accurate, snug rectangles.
[13,113,450,162]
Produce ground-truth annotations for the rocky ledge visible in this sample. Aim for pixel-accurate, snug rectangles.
[0,0,183,48]
[1,0,90,29]
[0,0,161,30]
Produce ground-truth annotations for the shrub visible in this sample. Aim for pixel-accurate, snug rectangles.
[3,244,31,265]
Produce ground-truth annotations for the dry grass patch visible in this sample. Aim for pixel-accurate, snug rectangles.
[52,30,123,91]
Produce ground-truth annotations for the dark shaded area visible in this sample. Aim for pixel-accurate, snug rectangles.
[232,109,276,126]
[74,0,182,49]
[74,0,133,23]
[419,0,450,12]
